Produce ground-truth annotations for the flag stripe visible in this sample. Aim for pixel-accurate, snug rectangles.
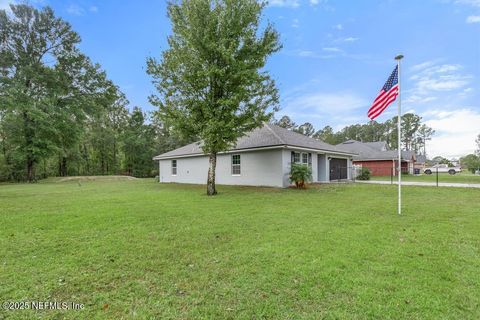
[369,93,398,119]
[367,86,398,118]
[369,92,398,119]
[367,66,399,120]
[369,84,399,113]
[372,84,398,106]
[368,90,398,119]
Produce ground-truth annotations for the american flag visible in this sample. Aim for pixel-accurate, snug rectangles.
[367,65,399,120]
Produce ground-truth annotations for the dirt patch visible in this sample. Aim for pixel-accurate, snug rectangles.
[56,176,139,182]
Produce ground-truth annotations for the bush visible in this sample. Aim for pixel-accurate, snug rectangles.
[357,167,371,180]
[289,163,312,188]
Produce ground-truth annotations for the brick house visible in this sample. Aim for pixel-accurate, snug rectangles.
[337,140,416,176]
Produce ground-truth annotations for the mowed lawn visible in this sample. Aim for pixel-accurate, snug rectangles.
[370,172,480,184]
[1,178,479,319]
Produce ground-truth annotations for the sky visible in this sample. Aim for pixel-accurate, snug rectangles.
[1,0,479,158]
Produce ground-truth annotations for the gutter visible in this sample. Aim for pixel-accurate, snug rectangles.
[153,144,357,160]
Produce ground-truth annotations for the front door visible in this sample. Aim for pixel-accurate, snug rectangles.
[330,158,348,180]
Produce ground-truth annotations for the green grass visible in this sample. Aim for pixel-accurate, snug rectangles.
[370,171,480,184]
[1,178,479,319]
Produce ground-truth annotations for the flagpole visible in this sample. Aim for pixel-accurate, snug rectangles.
[395,54,403,215]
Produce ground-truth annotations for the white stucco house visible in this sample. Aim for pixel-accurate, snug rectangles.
[153,123,356,188]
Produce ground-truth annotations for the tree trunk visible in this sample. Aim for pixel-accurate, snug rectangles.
[23,111,35,182]
[62,156,67,176]
[26,158,35,182]
[207,152,217,196]
[113,138,117,174]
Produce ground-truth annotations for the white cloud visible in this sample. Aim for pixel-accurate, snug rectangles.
[466,15,480,23]
[291,18,300,28]
[66,4,85,16]
[334,37,359,43]
[268,0,300,8]
[423,108,480,158]
[406,62,471,104]
[455,0,480,7]
[322,47,342,52]
[285,92,368,116]
[89,6,98,13]
[294,50,334,59]
[334,23,343,30]
[310,0,319,4]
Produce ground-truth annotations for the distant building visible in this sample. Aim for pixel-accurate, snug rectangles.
[336,140,417,176]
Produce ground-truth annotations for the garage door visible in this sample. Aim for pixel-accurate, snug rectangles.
[330,158,348,180]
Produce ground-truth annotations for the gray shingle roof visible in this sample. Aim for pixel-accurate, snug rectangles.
[336,140,416,161]
[153,123,356,160]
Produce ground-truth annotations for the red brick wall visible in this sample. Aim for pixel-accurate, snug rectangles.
[354,160,410,176]
[354,160,393,176]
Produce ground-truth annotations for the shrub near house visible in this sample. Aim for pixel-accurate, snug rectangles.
[290,163,312,188]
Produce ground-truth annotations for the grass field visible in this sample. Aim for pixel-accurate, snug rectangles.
[370,171,480,184]
[1,178,479,319]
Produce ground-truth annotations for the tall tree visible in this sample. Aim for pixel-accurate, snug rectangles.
[147,0,281,195]
[295,122,315,137]
[274,115,296,130]
[122,107,156,177]
[416,124,435,156]
[400,113,421,151]
[0,4,106,181]
[475,133,480,156]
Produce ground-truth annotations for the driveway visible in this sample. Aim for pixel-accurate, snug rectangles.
[357,180,480,189]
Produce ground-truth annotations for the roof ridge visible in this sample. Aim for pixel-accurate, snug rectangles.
[264,122,285,145]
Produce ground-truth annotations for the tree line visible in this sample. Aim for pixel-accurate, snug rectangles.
[274,114,435,155]
[0,4,188,182]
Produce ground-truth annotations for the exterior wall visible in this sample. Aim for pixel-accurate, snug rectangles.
[317,154,328,182]
[353,160,411,176]
[354,160,394,176]
[158,147,351,187]
[159,149,284,187]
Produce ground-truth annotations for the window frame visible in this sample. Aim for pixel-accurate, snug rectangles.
[293,152,312,167]
[171,159,177,176]
[231,154,241,176]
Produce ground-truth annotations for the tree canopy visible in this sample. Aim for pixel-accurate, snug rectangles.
[274,113,435,155]
[147,0,281,195]
[0,4,166,182]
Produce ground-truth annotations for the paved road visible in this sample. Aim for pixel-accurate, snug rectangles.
[357,180,480,189]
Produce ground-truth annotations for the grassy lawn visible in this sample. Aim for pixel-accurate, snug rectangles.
[1,178,479,319]
[370,172,480,184]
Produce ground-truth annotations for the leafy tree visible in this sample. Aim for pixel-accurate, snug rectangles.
[401,113,421,151]
[313,126,338,144]
[295,122,315,137]
[0,4,108,181]
[151,112,195,156]
[460,154,480,173]
[122,107,156,177]
[274,115,296,130]
[147,0,281,195]
[476,134,480,156]
[415,124,435,156]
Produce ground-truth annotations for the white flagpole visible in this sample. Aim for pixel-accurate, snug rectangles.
[395,54,403,215]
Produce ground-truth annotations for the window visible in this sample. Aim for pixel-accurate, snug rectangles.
[293,152,312,167]
[171,160,177,175]
[302,153,308,165]
[293,152,300,164]
[232,154,241,175]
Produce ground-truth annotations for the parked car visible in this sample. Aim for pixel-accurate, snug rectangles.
[424,164,462,175]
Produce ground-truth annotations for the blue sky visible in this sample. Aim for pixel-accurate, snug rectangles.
[2,0,479,158]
